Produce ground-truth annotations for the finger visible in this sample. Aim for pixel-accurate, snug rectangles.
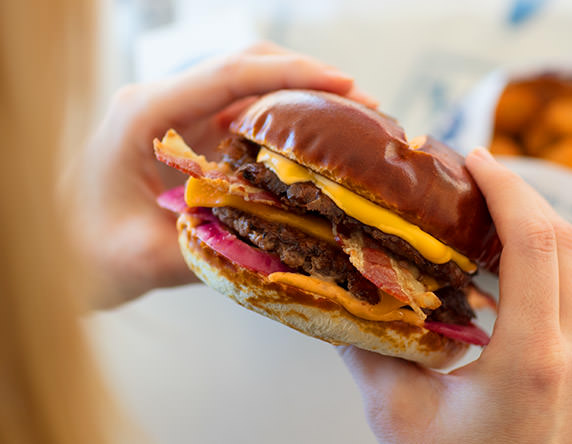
[243,42,369,102]
[524,195,572,330]
[501,176,572,332]
[214,95,260,129]
[554,218,572,331]
[151,217,200,289]
[465,148,560,338]
[338,345,434,392]
[523,191,572,331]
[242,42,339,71]
[95,214,198,308]
[241,40,294,55]
[345,86,379,109]
[155,53,354,126]
[337,346,439,438]
[177,117,228,162]
[222,53,354,102]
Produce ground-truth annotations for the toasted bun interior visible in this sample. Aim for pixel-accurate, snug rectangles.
[178,215,468,369]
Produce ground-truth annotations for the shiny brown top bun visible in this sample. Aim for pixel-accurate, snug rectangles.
[230,90,501,271]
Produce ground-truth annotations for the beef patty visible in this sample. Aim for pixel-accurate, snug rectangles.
[212,206,380,305]
[426,286,475,325]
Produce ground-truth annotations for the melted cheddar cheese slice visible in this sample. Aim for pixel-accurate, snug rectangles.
[257,147,477,273]
[268,272,424,325]
[184,177,335,244]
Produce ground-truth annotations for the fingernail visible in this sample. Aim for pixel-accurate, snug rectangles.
[470,146,495,163]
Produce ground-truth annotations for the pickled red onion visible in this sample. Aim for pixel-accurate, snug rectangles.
[195,218,292,276]
[157,186,187,213]
[424,321,490,346]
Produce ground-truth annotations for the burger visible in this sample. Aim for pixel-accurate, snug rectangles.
[154,90,501,368]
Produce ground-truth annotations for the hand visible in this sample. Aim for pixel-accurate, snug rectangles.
[338,147,572,443]
[73,42,377,308]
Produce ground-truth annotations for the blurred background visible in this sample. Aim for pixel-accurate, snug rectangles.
[104,0,572,137]
[90,1,572,443]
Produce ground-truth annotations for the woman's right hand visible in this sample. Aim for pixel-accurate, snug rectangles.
[338,147,572,443]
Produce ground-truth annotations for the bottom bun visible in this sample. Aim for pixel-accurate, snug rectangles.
[178,217,468,369]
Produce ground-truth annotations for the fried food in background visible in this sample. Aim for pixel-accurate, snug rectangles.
[543,137,572,169]
[491,74,572,168]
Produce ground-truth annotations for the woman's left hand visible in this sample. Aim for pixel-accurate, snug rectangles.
[75,42,377,307]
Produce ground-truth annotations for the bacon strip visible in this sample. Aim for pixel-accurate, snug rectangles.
[358,246,411,303]
[153,129,257,186]
[335,228,441,319]
[154,129,228,178]
[154,130,284,210]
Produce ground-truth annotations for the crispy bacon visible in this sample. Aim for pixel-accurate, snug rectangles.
[358,246,410,303]
[153,129,261,188]
[154,129,229,178]
[335,228,441,319]
[154,130,284,210]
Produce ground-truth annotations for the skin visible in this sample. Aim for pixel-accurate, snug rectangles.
[76,42,378,307]
[339,147,572,443]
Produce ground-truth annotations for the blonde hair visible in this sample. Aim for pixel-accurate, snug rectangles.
[0,1,115,443]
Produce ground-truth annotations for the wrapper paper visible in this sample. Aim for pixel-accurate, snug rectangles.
[438,66,572,224]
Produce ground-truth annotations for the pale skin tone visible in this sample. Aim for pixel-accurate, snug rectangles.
[339,148,572,443]
[80,43,572,442]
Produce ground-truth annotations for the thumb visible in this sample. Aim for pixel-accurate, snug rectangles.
[337,346,442,437]
[337,345,435,392]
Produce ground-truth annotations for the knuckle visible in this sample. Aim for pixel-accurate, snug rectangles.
[526,360,567,392]
[519,340,569,391]
[218,53,243,77]
[515,217,557,256]
[289,55,311,69]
